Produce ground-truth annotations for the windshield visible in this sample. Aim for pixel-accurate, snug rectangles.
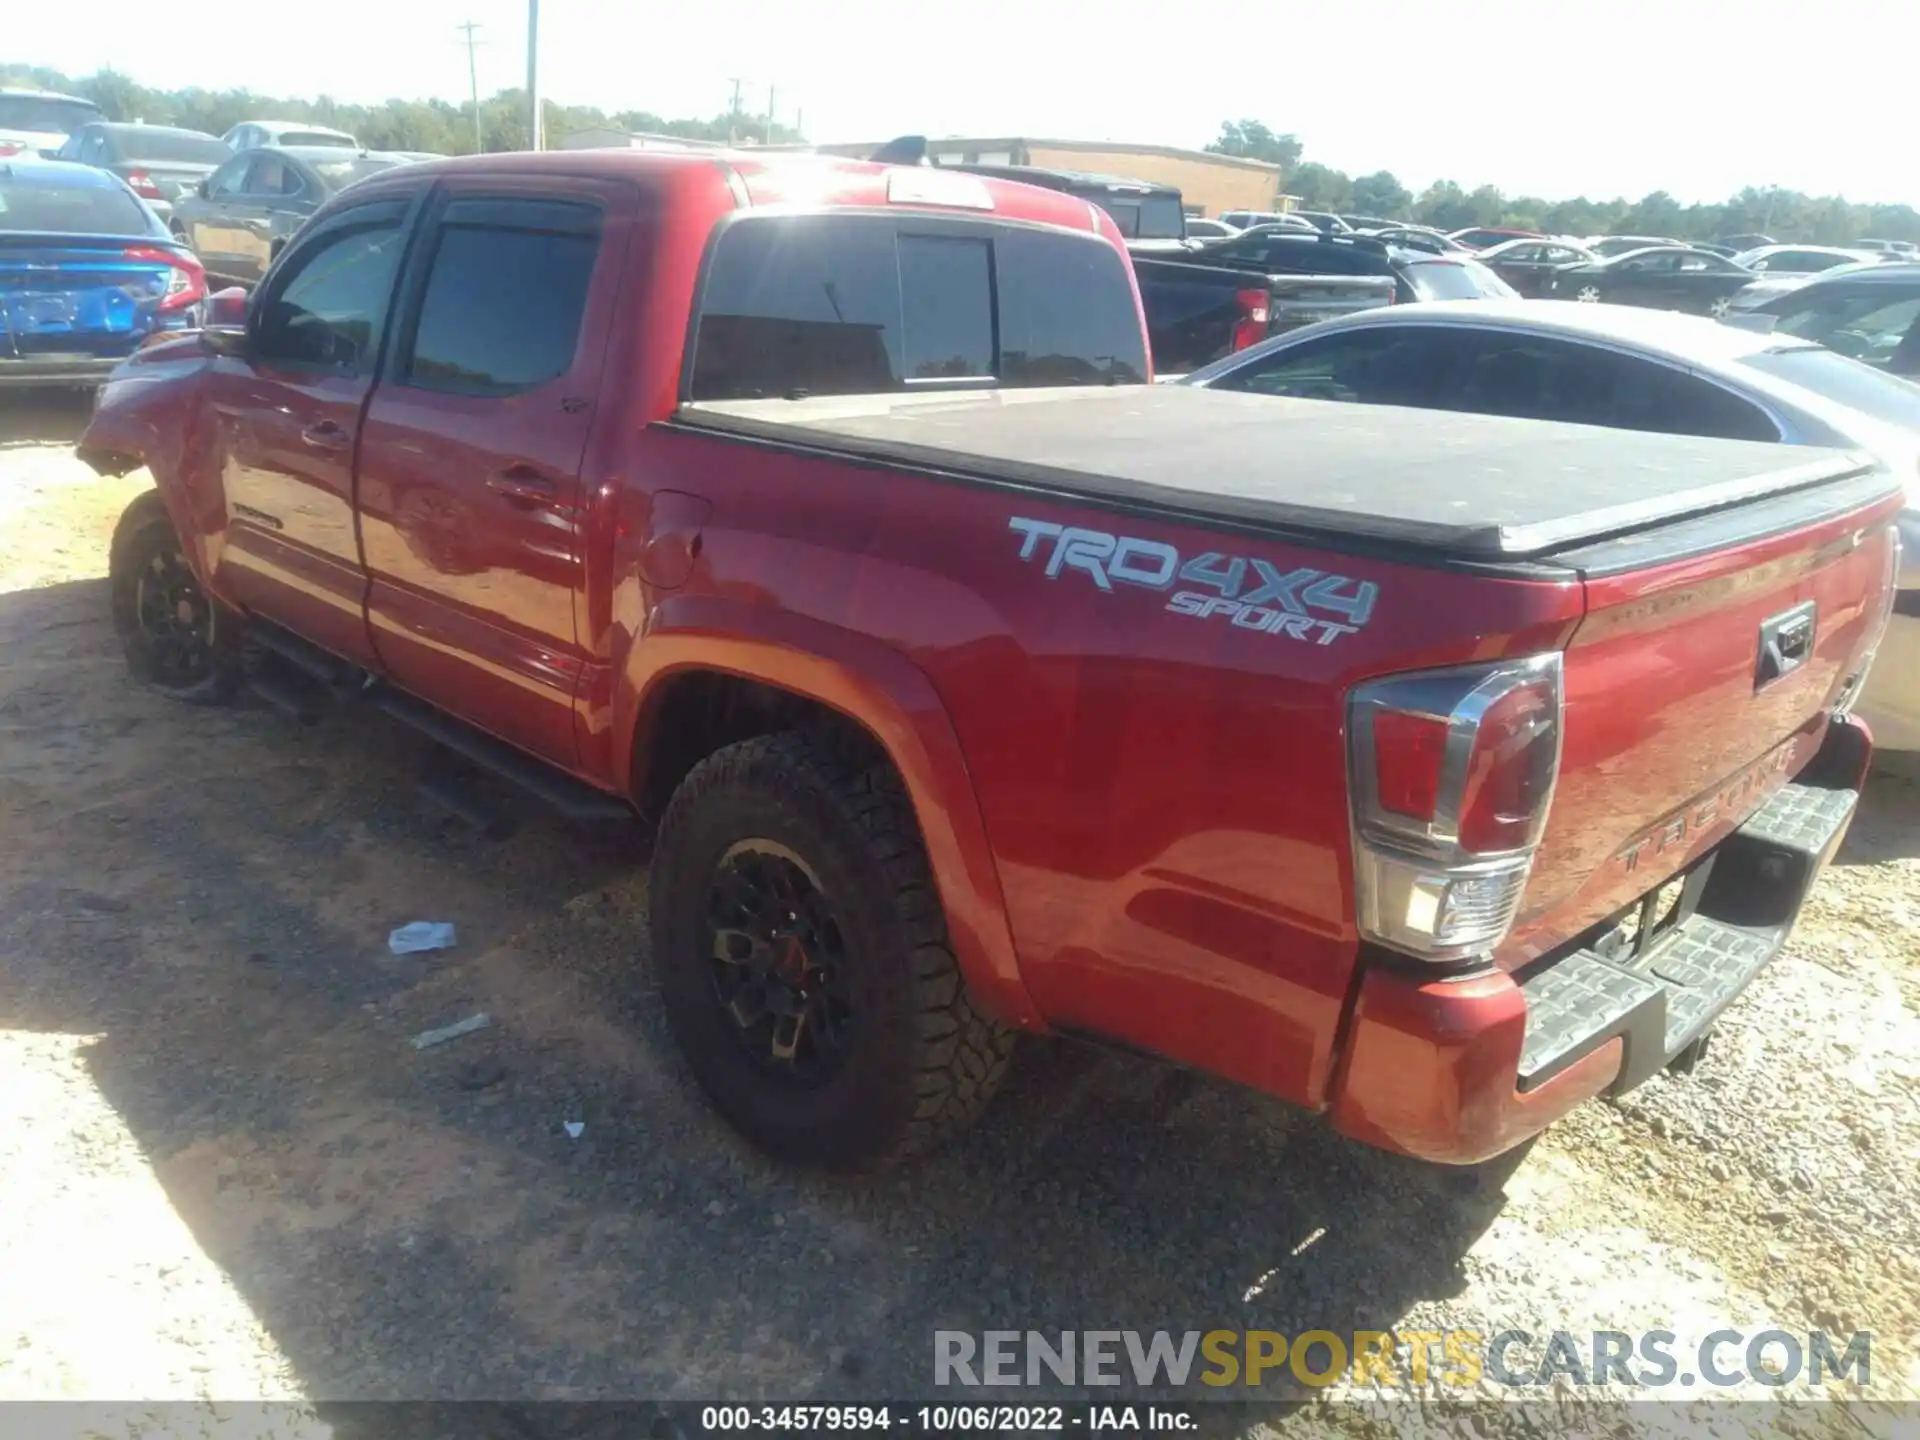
[0,95,104,136]
[1743,347,1920,428]
[115,130,232,164]
[309,156,403,191]
[1087,191,1186,240]
[1408,258,1517,300]
[279,131,357,149]
[0,176,151,235]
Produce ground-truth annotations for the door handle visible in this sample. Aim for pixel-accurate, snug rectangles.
[301,419,349,450]
[487,466,559,504]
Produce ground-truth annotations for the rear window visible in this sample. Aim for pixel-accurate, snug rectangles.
[1408,259,1517,301]
[1084,191,1186,241]
[0,95,103,136]
[0,176,150,235]
[280,131,357,149]
[115,130,231,164]
[688,215,1148,401]
[1742,347,1920,429]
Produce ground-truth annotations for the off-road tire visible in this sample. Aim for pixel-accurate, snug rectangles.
[109,490,242,704]
[649,730,1015,1169]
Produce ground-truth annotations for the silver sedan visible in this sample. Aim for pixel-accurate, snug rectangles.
[1181,300,1920,752]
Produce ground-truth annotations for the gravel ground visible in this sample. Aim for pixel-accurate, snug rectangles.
[0,391,1915,1437]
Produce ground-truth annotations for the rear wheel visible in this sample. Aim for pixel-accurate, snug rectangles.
[648,731,1015,1169]
[109,492,241,703]
[1575,284,1602,303]
[1708,294,1734,319]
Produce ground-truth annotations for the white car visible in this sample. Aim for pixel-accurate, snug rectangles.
[0,87,106,158]
[1183,301,1920,752]
[220,120,360,153]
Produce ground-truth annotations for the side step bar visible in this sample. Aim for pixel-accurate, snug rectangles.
[244,621,634,827]
[370,687,633,824]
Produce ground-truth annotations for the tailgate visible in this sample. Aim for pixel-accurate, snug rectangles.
[1507,476,1903,964]
[1265,274,1397,334]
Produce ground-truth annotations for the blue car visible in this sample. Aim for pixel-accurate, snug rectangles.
[1,155,206,388]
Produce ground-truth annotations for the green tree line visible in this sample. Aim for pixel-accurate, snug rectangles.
[1206,119,1920,246]
[1,64,805,155]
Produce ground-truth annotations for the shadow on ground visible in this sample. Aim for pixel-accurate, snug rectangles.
[0,389,95,449]
[0,576,1525,1422]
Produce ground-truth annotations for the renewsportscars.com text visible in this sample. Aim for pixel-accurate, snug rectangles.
[933,1329,1872,1391]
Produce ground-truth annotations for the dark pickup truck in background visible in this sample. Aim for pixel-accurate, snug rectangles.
[946,157,1400,373]
[81,146,1902,1175]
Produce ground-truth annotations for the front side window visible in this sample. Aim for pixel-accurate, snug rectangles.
[688,215,1146,401]
[403,200,600,394]
[205,156,248,199]
[252,213,404,371]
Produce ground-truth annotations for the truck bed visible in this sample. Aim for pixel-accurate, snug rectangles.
[677,386,1887,562]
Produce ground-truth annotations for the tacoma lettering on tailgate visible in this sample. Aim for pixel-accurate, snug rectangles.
[1008,517,1378,646]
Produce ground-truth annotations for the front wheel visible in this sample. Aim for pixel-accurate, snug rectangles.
[109,491,241,703]
[1708,294,1734,319]
[648,731,1015,1169]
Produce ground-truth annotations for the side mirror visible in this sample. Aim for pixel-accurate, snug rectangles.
[195,178,209,198]
[206,286,249,328]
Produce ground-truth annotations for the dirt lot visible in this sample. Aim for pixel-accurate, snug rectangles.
[1,391,1916,1433]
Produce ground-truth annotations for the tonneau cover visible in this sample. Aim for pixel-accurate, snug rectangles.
[676,385,1884,559]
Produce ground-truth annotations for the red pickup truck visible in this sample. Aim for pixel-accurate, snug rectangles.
[79,149,1902,1171]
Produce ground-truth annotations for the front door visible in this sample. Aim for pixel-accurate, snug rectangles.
[203,197,413,666]
[186,154,253,277]
[357,182,635,770]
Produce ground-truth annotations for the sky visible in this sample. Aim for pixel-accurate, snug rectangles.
[14,0,1920,207]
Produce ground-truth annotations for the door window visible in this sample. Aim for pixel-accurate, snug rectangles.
[244,156,291,197]
[1454,334,1777,441]
[252,211,406,371]
[400,199,601,395]
[205,156,249,199]
[1209,327,1471,407]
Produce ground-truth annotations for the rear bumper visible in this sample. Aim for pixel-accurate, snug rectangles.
[1328,724,1865,1164]
[0,354,122,388]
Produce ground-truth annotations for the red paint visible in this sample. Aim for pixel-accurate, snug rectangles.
[81,146,1903,1164]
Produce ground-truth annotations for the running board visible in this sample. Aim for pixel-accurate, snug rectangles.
[369,687,634,824]
[243,619,634,827]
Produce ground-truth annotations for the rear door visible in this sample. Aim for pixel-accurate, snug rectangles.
[356,181,632,768]
[204,197,414,665]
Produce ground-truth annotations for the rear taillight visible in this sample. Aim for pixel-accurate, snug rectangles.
[1230,288,1269,352]
[1833,519,1904,715]
[126,169,164,198]
[0,140,24,157]
[1348,654,1564,961]
[123,244,207,314]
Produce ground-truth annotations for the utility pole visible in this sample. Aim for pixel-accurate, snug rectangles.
[526,0,543,152]
[765,85,776,144]
[456,20,485,154]
[727,78,744,144]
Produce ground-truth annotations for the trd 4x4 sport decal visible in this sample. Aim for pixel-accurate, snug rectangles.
[1008,517,1378,647]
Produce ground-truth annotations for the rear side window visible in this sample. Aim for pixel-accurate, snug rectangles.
[689,215,1146,400]
[0,177,150,236]
[402,199,600,395]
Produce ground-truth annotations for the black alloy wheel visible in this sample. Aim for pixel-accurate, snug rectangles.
[705,839,855,1086]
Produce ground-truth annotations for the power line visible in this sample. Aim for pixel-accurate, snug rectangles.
[455,21,486,154]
